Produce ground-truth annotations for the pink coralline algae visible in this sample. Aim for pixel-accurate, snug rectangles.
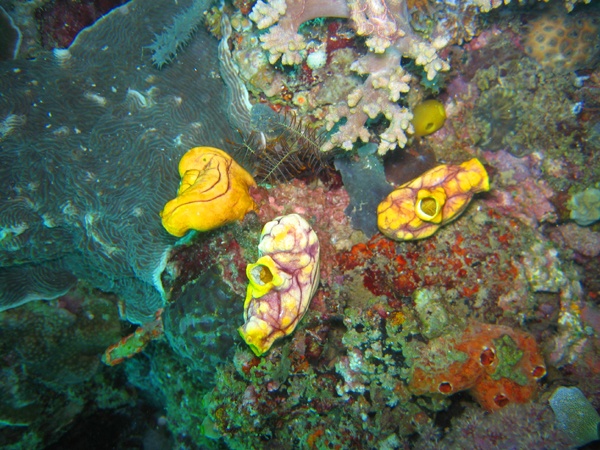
[252,179,358,283]
[482,150,557,227]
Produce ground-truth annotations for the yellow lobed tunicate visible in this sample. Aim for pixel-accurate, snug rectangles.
[411,99,446,137]
[377,158,490,241]
[160,147,257,237]
[239,214,320,356]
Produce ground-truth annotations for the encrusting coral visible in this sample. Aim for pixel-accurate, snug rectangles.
[377,158,490,240]
[0,0,235,324]
[568,187,600,226]
[160,147,257,237]
[239,213,320,356]
[549,386,600,447]
[523,6,600,73]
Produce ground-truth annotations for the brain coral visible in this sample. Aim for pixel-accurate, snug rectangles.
[0,0,234,324]
[524,7,600,73]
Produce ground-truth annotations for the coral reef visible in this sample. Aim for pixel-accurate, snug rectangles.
[568,187,600,226]
[413,401,573,449]
[2,0,600,448]
[102,309,164,366]
[549,386,600,447]
[0,287,145,447]
[231,112,336,184]
[35,0,129,50]
[524,5,600,73]
[0,5,21,60]
[408,321,546,411]
[148,0,209,67]
[334,143,394,236]
[233,0,454,154]
[163,265,244,385]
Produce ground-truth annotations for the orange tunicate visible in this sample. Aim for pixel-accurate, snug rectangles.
[160,147,257,237]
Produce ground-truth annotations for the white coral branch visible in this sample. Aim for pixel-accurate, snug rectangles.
[259,25,307,65]
[249,0,288,29]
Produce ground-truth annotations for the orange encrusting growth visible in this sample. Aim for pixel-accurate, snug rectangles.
[409,322,546,411]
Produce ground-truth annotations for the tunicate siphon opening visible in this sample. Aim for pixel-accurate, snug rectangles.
[532,365,546,378]
[252,264,273,285]
[418,197,438,218]
[494,393,509,408]
[438,382,453,394]
[480,347,495,366]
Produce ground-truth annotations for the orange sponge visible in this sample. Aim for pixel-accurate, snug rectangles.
[409,322,546,411]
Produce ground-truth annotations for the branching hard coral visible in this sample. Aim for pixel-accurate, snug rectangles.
[348,0,402,53]
[250,0,350,65]
[247,0,449,154]
[322,49,414,154]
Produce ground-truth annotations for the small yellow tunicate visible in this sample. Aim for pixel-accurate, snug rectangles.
[411,99,446,137]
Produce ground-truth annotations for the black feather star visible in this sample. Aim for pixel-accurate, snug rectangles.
[231,112,337,185]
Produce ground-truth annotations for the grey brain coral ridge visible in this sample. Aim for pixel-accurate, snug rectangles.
[0,0,234,323]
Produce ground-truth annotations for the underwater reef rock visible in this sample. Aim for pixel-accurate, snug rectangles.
[0,0,235,323]
[335,143,393,237]
[163,265,244,385]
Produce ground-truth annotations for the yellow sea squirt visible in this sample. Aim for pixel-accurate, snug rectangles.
[160,146,257,237]
[411,99,447,137]
[377,158,490,241]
